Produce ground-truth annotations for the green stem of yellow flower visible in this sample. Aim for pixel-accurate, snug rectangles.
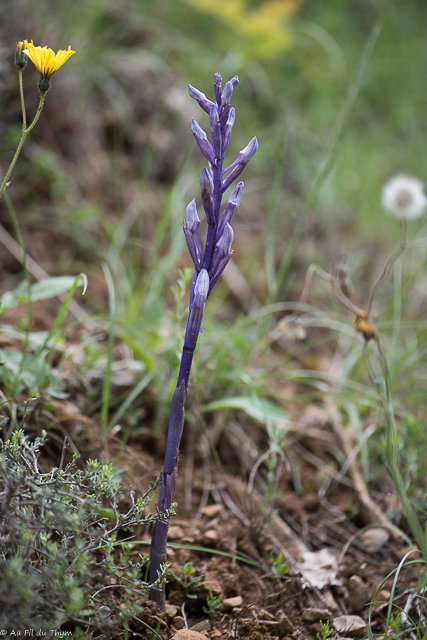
[19,69,27,132]
[0,92,46,199]
[3,190,34,397]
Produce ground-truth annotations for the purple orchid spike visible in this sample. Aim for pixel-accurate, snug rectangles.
[149,73,258,608]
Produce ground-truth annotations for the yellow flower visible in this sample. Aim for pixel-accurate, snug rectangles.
[23,41,75,92]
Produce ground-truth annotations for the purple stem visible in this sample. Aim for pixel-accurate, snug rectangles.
[202,160,223,275]
[149,271,209,604]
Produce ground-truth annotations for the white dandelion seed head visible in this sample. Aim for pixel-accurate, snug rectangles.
[382,174,427,220]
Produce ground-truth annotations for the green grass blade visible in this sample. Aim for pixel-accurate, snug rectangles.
[101,263,116,433]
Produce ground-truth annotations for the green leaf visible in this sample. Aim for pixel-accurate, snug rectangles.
[202,395,289,424]
[0,275,87,313]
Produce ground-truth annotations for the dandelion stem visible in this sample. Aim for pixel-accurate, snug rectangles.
[372,339,427,559]
[0,93,46,200]
[18,69,27,132]
[366,221,406,315]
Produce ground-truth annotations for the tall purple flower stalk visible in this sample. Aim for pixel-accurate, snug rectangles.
[149,73,258,607]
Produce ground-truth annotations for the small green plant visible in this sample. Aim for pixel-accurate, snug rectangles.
[316,620,337,640]
[203,590,223,619]
[0,430,172,632]
[172,562,204,600]
[270,552,290,580]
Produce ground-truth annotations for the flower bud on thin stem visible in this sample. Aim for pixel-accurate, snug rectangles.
[217,223,234,258]
[185,199,201,233]
[15,41,28,69]
[218,181,244,237]
[211,223,234,277]
[184,200,203,269]
[188,85,215,115]
[214,72,222,105]
[200,168,214,224]
[184,269,209,350]
[209,105,222,161]
[191,119,215,165]
[183,223,201,272]
[222,136,258,192]
[222,107,235,155]
[221,76,239,107]
[209,252,234,295]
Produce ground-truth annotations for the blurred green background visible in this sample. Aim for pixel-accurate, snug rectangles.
[3,0,427,279]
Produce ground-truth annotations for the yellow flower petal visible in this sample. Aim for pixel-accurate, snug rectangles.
[23,41,75,78]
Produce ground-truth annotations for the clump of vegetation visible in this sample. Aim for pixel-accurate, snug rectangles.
[0,429,170,632]
[172,561,204,600]
[203,589,223,619]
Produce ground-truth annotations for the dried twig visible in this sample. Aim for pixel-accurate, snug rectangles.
[324,396,404,541]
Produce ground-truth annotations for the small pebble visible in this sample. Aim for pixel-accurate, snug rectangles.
[204,530,218,542]
[173,616,186,630]
[203,504,222,518]
[333,614,366,638]
[332,584,346,598]
[222,595,243,610]
[165,603,179,622]
[360,527,389,551]
[171,631,208,640]
[321,588,340,612]
[190,620,211,632]
[372,589,391,612]
[302,607,332,623]
[168,525,185,540]
[277,611,294,635]
[201,578,223,596]
[348,575,367,614]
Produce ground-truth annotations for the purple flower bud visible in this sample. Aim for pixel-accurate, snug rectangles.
[195,268,209,298]
[214,72,222,105]
[200,167,213,197]
[222,136,258,192]
[221,76,239,107]
[189,85,215,115]
[191,119,215,165]
[239,136,259,164]
[184,269,209,350]
[209,252,234,294]
[222,107,235,153]
[229,180,244,208]
[209,105,222,161]
[210,222,234,276]
[183,223,201,271]
[185,199,200,233]
[216,223,234,257]
[200,168,214,224]
[218,181,244,236]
